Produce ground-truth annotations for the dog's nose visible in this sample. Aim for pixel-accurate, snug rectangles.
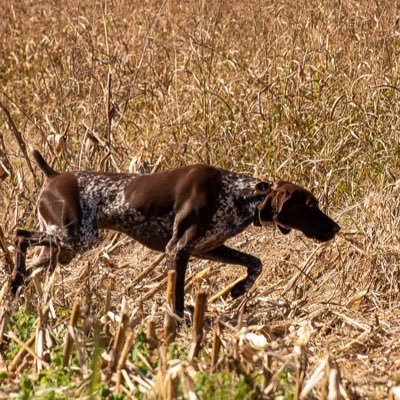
[333,223,341,234]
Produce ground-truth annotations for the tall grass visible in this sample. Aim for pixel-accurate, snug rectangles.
[0,0,399,398]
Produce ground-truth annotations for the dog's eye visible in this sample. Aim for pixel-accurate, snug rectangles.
[306,199,318,208]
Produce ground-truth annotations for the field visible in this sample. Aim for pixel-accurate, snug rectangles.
[0,0,400,398]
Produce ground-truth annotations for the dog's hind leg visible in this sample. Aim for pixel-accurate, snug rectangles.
[11,226,89,295]
[29,246,76,271]
[12,236,30,295]
[12,230,59,294]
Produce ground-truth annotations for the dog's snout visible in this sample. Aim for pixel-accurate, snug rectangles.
[333,223,341,234]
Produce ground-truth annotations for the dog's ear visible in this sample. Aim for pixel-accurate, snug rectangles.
[273,189,293,234]
[272,189,292,214]
[254,181,271,194]
[257,189,293,226]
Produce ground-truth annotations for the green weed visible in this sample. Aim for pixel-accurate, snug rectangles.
[195,371,255,400]
[5,306,36,359]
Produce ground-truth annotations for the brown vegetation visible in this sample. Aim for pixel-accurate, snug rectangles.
[0,0,399,398]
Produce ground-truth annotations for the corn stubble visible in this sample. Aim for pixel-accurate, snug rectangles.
[0,0,399,398]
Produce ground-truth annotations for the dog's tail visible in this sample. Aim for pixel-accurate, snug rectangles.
[32,150,58,178]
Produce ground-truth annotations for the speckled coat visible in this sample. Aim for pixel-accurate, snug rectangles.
[12,151,340,315]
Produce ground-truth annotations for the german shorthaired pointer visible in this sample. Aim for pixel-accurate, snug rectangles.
[12,151,340,316]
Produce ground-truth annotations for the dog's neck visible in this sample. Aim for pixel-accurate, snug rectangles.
[219,169,272,227]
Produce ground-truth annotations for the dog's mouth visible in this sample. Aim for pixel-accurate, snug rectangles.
[306,231,338,243]
[278,227,337,242]
[275,221,341,242]
[277,224,291,235]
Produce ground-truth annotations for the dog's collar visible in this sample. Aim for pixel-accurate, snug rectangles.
[253,179,293,235]
[253,202,262,226]
[253,201,288,231]
[253,179,274,227]
[252,198,275,227]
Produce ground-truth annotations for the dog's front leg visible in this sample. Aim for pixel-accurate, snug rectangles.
[198,245,263,298]
[165,225,198,317]
[165,248,190,317]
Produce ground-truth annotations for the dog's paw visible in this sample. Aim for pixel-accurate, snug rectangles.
[230,280,248,299]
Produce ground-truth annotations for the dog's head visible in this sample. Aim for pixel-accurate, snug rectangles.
[254,181,340,242]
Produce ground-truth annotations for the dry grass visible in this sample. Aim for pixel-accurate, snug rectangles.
[0,0,399,398]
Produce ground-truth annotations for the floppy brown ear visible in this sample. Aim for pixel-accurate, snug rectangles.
[273,189,293,234]
[272,189,292,214]
[257,189,293,226]
[257,193,274,225]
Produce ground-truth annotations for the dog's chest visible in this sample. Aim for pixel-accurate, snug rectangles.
[195,176,259,249]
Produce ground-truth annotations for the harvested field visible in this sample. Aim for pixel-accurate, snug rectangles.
[0,0,399,398]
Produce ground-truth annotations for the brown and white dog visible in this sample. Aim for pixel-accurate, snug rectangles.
[12,150,340,316]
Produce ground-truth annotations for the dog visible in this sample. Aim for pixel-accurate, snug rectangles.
[11,150,340,316]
